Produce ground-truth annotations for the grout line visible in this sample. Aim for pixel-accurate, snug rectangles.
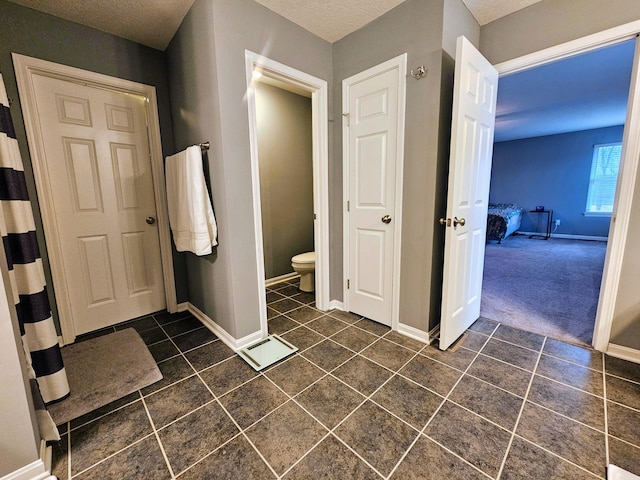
[140,392,176,479]
[267,357,418,477]
[541,350,605,373]
[69,432,160,478]
[422,435,494,479]
[511,434,605,479]
[524,399,607,434]
[533,371,604,399]
[65,422,71,480]
[495,336,547,478]
[387,340,489,479]
[463,370,528,399]
[474,351,537,374]
[67,394,144,433]
[605,371,640,387]
[485,334,547,355]
[170,342,280,479]
[252,327,426,478]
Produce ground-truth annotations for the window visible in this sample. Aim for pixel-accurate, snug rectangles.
[585,142,622,214]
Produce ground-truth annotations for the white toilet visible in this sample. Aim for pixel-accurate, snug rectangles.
[291,251,315,292]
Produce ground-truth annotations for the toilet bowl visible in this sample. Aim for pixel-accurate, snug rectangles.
[291,251,315,292]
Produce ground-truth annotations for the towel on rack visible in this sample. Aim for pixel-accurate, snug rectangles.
[165,145,218,255]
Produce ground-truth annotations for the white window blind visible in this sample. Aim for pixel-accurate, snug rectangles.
[585,143,622,214]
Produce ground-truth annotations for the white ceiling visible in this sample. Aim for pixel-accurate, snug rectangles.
[7,0,542,49]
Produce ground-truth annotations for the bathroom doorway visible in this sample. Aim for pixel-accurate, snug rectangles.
[254,81,313,284]
[245,51,330,338]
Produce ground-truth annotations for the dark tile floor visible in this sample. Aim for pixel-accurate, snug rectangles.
[50,279,640,479]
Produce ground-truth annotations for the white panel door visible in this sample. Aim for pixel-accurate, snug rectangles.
[31,74,165,334]
[440,36,498,350]
[344,58,404,326]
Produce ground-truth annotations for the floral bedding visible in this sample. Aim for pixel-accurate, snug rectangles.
[486,203,524,243]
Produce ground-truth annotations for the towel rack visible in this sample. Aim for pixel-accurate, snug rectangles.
[199,142,210,151]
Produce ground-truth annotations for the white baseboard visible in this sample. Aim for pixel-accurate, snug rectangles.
[516,231,608,242]
[329,300,344,311]
[397,323,431,345]
[607,343,640,364]
[176,302,189,312]
[265,273,299,287]
[186,303,263,351]
[0,459,50,480]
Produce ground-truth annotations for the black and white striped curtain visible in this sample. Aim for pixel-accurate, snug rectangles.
[0,73,68,439]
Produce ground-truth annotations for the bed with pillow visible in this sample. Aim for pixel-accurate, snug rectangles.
[486,203,524,243]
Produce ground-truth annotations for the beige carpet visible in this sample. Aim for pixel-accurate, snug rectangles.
[48,328,162,425]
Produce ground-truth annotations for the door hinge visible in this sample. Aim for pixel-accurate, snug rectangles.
[313,213,316,220]
[347,279,350,289]
[347,201,350,212]
[342,112,350,127]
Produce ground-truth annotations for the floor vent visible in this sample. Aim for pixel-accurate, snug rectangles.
[237,335,298,371]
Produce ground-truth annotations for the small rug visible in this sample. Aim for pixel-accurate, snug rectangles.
[47,328,162,425]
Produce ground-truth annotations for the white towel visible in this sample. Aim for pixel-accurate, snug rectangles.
[165,145,218,255]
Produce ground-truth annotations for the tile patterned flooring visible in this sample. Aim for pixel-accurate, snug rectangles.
[50,279,640,479]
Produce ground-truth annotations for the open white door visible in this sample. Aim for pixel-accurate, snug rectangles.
[440,36,498,350]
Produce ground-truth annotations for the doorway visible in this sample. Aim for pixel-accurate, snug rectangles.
[13,54,176,344]
[481,39,634,346]
[244,51,329,338]
[254,80,314,287]
[487,26,640,352]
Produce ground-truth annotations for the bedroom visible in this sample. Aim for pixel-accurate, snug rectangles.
[481,38,635,347]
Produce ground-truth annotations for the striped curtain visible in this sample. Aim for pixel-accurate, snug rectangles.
[0,73,68,440]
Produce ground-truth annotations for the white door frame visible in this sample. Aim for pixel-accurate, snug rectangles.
[244,50,330,338]
[493,20,640,352]
[342,54,407,331]
[12,54,177,345]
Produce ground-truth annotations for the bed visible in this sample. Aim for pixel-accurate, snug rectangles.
[486,203,524,243]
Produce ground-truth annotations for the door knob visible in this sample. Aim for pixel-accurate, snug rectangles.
[439,218,451,227]
[453,217,465,227]
[382,215,392,224]
[146,216,156,225]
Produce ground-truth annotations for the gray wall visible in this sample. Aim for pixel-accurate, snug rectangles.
[167,0,332,339]
[490,126,623,237]
[0,0,186,331]
[480,2,640,350]
[480,0,640,64]
[255,83,313,279]
[333,0,479,333]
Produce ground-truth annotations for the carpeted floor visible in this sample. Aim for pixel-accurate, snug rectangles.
[480,235,607,346]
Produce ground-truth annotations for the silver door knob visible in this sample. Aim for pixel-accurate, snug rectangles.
[382,215,392,224]
[146,216,156,225]
[453,217,465,227]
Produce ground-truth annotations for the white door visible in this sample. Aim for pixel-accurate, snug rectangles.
[30,74,166,335]
[343,55,406,326]
[440,36,499,350]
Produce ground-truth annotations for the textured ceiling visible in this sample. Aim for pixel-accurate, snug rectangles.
[462,0,543,25]
[254,0,406,43]
[7,0,196,50]
[7,0,543,49]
